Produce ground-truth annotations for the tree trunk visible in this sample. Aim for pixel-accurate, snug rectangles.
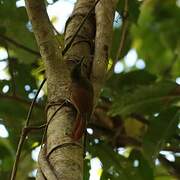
[25,0,116,179]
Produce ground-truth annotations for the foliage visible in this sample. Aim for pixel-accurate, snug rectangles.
[0,0,179,179]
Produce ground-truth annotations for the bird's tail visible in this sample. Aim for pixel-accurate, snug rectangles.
[71,114,86,141]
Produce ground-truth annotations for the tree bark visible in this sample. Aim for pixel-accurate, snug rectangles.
[25,0,116,179]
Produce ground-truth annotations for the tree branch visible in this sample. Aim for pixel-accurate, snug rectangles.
[115,0,129,59]
[36,0,97,179]
[62,0,101,55]
[108,0,129,76]
[163,147,180,153]
[92,0,117,104]
[0,34,40,56]
[25,0,62,72]
[0,93,43,109]
[159,155,180,179]
[10,79,46,180]
[25,0,64,102]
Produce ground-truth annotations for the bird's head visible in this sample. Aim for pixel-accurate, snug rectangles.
[71,57,85,80]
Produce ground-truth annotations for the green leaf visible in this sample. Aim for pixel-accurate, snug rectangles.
[142,107,180,164]
[0,138,15,159]
[84,159,91,180]
[89,142,129,179]
[0,1,38,63]
[89,142,147,180]
[101,171,120,180]
[106,70,157,90]
[109,81,180,116]
[129,150,154,180]
[130,1,180,77]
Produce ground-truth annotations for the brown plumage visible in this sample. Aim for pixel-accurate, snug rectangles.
[70,58,94,140]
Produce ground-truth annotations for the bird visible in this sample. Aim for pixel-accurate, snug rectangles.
[70,57,94,140]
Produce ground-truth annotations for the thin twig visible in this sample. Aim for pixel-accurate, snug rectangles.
[130,113,150,125]
[0,34,40,56]
[115,0,129,60]
[40,101,67,147]
[108,0,129,76]
[62,0,101,55]
[0,94,42,109]
[159,155,180,179]
[10,78,46,180]
[10,1,101,178]
[50,23,64,48]
[38,145,58,180]
[23,124,47,134]
[0,58,8,61]
[51,23,61,37]
[115,21,128,61]
[25,79,46,127]
[35,101,67,179]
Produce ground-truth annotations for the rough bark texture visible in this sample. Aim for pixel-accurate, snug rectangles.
[25,0,116,179]
[92,0,117,104]
[64,0,96,76]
